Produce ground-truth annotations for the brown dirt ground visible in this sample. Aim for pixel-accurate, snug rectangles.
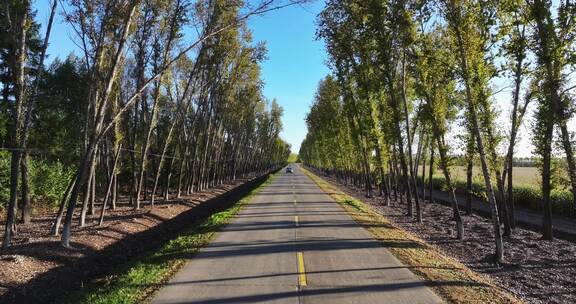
[0,176,262,303]
[320,175,576,304]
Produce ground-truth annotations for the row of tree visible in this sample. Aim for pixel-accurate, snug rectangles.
[0,0,294,249]
[300,0,576,263]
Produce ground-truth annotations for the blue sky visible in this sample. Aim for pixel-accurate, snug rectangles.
[249,1,329,153]
[34,0,328,154]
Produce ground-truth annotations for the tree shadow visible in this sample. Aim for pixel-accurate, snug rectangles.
[154,280,480,304]
[0,173,273,304]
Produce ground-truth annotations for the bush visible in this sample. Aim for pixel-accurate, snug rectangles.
[30,160,74,206]
[430,176,447,191]
[0,152,73,210]
[551,189,573,216]
[512,185,541,211]
[430,176,486,201]
[0,151,11,209]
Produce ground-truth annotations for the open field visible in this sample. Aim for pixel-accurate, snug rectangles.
[418,166,540,188]
[414,165,576,218]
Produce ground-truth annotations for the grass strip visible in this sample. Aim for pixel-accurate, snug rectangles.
[300,166,523,304]
[65,173,277,304]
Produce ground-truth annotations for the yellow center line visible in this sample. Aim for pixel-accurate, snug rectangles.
[297,252,307,287]
[295,216,299,227]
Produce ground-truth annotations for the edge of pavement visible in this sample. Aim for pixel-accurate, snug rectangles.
[299,164,523,304]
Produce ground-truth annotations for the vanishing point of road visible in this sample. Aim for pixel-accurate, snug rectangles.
[152,166,443,304]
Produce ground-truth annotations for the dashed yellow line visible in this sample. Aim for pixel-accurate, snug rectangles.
[294,216,299,227]
[297,252,307,287]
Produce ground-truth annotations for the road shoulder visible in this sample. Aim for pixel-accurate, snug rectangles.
[300,166,523,304]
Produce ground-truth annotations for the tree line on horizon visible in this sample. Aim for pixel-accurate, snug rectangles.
[300,0,576,263]
[0,0,294,249]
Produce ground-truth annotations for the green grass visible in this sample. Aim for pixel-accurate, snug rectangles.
[65,173,277,304]
[343,198,367,212]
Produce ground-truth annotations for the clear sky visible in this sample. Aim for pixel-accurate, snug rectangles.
[33,0,328,154]
[248,1,329,153]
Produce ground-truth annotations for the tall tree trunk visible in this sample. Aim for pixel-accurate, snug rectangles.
[392,101,412,214]
[61,3,138,247]
[20,153,31,224]
[111,174,117,210]
[51,177,76,236]
[428,142,434,204]
[4,152,22,248]
[504,41,527,230]
[466,155,473,215]
[495,168,511,236]
[18,0,57,227]
[2,3,29,248]
[135,7,181,207]
[177,138,190,198]
[401,56,421,222]
[391,146,400,204]
[446,11,504,261]
[99,144,122,226]
[79,154,97,227]
[530,0,569,239]
[421,138,426,202]
[436,134,464,240]
[90,162,97,215]
[136,85,161,208]
[151,116,179,206]
[541,116,554,240]
[375,144,387,201]
[465,133,474,216]
[164,156,176,201]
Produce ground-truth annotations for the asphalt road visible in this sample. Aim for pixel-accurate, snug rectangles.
[152,166,443,304]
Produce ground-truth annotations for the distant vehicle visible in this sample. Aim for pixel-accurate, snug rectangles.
[286,167,294,173]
